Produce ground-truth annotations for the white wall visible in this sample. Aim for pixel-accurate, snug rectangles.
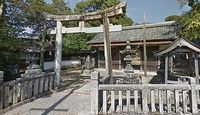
[44,60,81,70]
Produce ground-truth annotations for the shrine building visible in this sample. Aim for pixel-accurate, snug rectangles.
[87,21,179,72]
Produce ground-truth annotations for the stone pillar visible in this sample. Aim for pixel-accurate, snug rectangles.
[91,71,99,115]
[54,21,62,87]
[190,84,198,114]
[0,71,3,110]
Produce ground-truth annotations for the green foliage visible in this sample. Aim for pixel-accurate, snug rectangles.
[74,0,134,26]
[0,0,134,68]
[165,15,180,22]
[179,3,200,40]
[50,0,72,15]
[0,0,23,72]
[177,0,199,7]
[63,33,95,54]
[60,0,134,55]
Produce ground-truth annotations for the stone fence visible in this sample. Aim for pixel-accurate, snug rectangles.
[0,72,55,113]
[91,71,200,115]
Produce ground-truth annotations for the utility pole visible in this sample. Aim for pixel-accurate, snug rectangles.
[143,14,147,78]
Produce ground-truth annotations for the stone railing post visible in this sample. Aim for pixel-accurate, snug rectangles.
[190,84,198,114]
[91,71,99,115]
[0,71,3,83]
[0,71,3,110]
[142,85,148,113]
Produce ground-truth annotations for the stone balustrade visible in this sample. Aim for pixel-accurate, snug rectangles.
[91,71,200,115]
[0,72,56,114]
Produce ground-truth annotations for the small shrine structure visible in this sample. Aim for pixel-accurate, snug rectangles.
[154,37,200,84]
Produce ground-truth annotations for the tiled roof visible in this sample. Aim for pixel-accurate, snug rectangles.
[87,21,178,44]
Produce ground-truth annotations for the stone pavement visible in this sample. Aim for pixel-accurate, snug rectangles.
[3,71,91,115]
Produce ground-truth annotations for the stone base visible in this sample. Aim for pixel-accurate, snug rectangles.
[142,77,148,84]
[25,69,42,74]
[22,72,45,78]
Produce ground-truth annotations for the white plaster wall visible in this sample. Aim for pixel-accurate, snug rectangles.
[44,60,81,70]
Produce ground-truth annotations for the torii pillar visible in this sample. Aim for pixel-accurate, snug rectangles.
[45,2,126,87]
[54,21,62,86]
[103,15,113,80]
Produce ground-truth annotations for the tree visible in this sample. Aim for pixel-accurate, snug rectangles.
[63,33,95,54]
[50,0,72,15]
[178,0,199,7]
[179,3,200,40]
[11,0,73,68]
[0,0,4,17]
[165,15,180,21]
[74,0,134,26]
[0,0,24,78]
[176,1,200,40]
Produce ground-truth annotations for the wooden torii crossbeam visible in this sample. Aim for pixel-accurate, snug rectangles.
[44,2,126,87]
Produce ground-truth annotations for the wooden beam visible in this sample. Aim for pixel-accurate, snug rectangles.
[119,50,122,70]
[143,14,147,79]
[169,54,173,73]
[195,54,199,84]
[85,25,121,33]
[165,55,169,84]
[48,25,122,34]
[158,56,161,69]
[44,2,125,21]
[88,41,173,47]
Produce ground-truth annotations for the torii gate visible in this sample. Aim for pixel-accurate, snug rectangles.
[44,2,126,86]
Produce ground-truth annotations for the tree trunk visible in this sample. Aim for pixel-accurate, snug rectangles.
[40,18,47,70]
[0,0,5,18]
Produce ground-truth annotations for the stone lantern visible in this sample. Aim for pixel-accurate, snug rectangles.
[23,42,43,77]
[120,41,141,84]
[82,51,95,75]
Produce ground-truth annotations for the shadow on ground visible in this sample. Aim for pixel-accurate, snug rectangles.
[30,70,91,114]
[31,85,80,115]
[57,70,90,92]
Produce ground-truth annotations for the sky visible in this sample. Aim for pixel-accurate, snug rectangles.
[47,0,190,24]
